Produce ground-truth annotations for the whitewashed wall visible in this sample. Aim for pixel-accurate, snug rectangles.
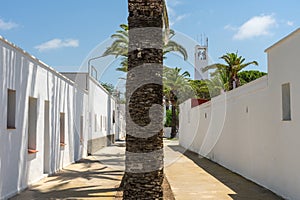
[179,29,300,200]
[115,104,126,140]
[62,73,126,142]
[0,36,117,199]
[85,78,117,154]
[88,78,113,139]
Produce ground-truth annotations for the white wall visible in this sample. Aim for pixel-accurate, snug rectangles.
[63,73,119,141]
[179,29,300,200]
[115,104,126,140]
[0,36,116,199]
[88,77,116,139]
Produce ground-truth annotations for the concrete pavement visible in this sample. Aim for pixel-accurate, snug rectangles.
[10,143,125,200]
[164,139,283,200]
[11,140,283,199]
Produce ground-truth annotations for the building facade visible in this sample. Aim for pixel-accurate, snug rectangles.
[0,36,121,199]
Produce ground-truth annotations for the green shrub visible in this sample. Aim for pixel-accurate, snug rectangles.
[164,109,172,127]
[164,109,179,127]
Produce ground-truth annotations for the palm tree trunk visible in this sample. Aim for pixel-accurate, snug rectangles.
[165,97,170,110]
[123,0,164,199]
[229,78,233,90]
[170,90,177,138]
[228,69,234,91]
[235,76,241,88]
[170,102,177,138]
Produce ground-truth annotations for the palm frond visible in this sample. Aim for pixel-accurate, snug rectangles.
[162,0,170,43]
[163,40,188,60]
[120,24,128,31]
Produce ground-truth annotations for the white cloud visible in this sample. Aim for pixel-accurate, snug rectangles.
[287,20,294,26]
[224,24,237,31]
[170,14,189,26]
[35,38,79,52]
[0,18,18,30]
[233,15,277,40]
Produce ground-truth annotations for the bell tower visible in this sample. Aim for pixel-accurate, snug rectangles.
[194,37,208,80]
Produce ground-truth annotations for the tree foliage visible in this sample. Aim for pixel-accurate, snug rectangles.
[189,78,223,100]
[163,67,192,104]
[203,52,258,91]
[101,82,114,94]
[190,54,264,100]
[164,109,179,127]
[102,24,188,72]
[238,70,267,85]
[163,67,191,137]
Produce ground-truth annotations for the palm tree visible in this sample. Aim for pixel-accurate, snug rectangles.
[163,67,191,138]
[123,0,164,199]
[102,24,129,72]
[203,52,258,91]
[102,25,188,72]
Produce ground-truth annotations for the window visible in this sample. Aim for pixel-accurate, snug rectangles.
[112,110,115,124]
[60,113,65,146]
[28,97,38,153]
[282,83,291,121]
[7,89,16,129]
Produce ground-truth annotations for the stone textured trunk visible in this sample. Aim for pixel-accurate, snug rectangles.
[123,0,164,199]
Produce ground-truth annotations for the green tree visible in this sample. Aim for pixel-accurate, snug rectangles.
[238,70,267,85]
[189,77,226,100]
[102,25,188,72]
[189,80,211,99]
[163,67,191,138]
[203,52,258,91]
[164,109,179,127]
[102,24,129,72]
[123,0,165,199]
[100,82,114,94]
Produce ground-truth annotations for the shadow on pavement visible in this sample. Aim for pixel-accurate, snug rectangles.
[11,186,119,200]
[168,145,283,200]
[10,157,123,200]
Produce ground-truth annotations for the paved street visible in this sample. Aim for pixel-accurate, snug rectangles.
[10,143,125,200]
[164,140,282,200]
[11,140,282,200]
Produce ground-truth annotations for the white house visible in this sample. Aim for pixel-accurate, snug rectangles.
[0,36,121,199]
[62,72,118,154]
[179,28,300,199]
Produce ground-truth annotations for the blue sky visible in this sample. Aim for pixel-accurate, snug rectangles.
[0,0,299,84]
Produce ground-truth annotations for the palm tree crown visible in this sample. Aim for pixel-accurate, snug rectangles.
[203,52,258,91]
[163,67,191,138]
[103,24,188,72]
[163,67,191,96]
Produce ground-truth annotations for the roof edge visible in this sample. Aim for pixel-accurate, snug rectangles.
[0,35,88,94]
[265,28,300,52]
